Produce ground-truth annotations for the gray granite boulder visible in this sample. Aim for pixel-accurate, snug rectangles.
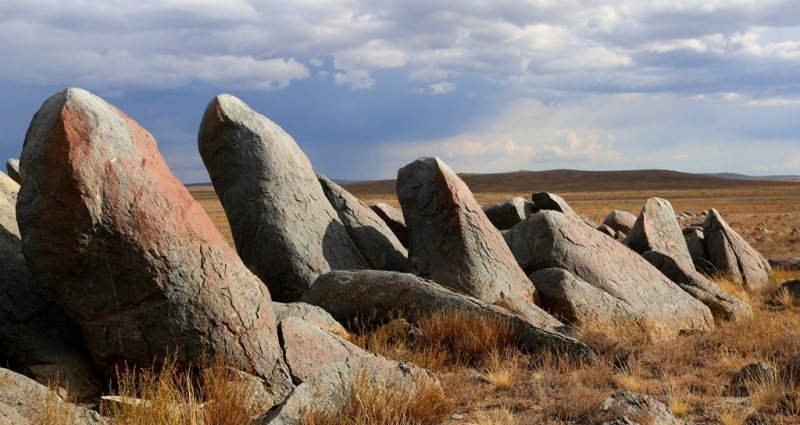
[317,173,407,272]
[17,88,293,403]
[0,367,102,424]
[625,197,694,269]
[482,197,537,230]
[592,390,683,425]
[0,173,18,236]
[624,198,750,321]
[397,157,559,327]
[505,211,714,339]
[198,94,366,302]
[703,209,771,291]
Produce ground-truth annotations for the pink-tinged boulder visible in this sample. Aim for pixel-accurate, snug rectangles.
[369,202,408,247]
[505,211,714,339]
[317,173,407,272]
[603,209,637,235]
[198,94,366,302]
[397,157,561,327]
[703,209,771,291]
[16,88,293,403]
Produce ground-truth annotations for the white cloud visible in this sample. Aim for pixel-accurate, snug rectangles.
[746,97,800,106]
[427,81,456,95]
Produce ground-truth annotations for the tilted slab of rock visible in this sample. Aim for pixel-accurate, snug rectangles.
[273,302,350,341]
[703,208,771,291]
[482,197,537,230]
[317,173,407,272]
[198,94,365,302]
[625,197,695,269]
[685,227,714,273]
[369,202,408,247]
[303,270,597,362]
[4,159,20,184]
[504,211,714,338]
[527,268,637,325]
[397,157,560,327]
[1,175,103,400]
[642,251,752,322]
[17,88,293,402]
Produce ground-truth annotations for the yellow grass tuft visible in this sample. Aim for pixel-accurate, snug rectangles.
[298,370,451,425]
[27,381,78,425]
[482,349,524,389]
[711,274,753,307]
[101,354,268,425]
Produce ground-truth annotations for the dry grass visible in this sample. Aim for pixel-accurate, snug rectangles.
[298,370,451,425]
[26,381,79,425]
[187,179,800,423]
[100,354,268,425]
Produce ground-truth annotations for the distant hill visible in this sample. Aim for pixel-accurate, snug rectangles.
[704,172,800,181]
[342,169,800,194]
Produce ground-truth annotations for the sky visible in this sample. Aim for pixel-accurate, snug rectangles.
[1,1,799,183]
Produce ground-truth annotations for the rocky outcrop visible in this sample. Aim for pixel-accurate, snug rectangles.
[397,157,559,327]
[623,198,750,321]
[703,209,771,291]
[303,270,597,362]
[505,211,714,338]
[685,228,714,274]
[369,203,408,247]
[17,88,293,403]
[4,159,20,184]
[317,173,407,272]
[198,94,365,302]
[482,197,536,230]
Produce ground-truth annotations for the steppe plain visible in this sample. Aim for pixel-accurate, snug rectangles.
[189,169,800,424]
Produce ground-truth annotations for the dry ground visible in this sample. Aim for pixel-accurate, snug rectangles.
[188,171,800,424]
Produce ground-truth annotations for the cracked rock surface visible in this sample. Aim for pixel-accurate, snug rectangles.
[198,94,366,302]
[17,88,293,404]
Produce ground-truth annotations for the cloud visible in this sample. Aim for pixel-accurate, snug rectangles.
[427,81,456,95]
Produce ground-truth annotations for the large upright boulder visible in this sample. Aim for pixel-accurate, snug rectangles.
[317,173,407,272]
[623,198,750,321]
[397,157,560,327]
[505,211,714,338]
[17,88,293,402]
[703,209,771,291]
[198,94,365,302]
[625,197,694,268]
